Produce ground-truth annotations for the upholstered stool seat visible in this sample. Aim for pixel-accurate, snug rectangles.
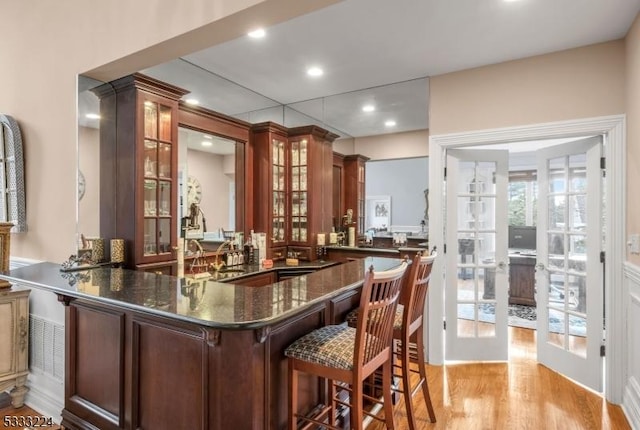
[286,324,360,370]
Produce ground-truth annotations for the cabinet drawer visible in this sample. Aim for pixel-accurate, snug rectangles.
[270,247,287,261]
[287,246,312,261]
[137,262,176,276]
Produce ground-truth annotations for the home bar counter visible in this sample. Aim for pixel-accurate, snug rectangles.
[2,257,401,430]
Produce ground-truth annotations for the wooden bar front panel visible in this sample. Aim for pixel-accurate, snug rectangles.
[60,294,355,429]
[132,317,206,429]
[65,302,125,430]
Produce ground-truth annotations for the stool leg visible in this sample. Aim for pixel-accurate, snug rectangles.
[382,358,395,430]
[288,361,298,430]
[401,336,418,430]
[328,378,336,427]
[351,379,364,430]
[415,327,436,423]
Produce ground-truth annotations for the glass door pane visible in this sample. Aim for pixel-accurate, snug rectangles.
[446,149,509,361]
[536,135,603,392]
[271,139,286,244]
[544,155,588,355]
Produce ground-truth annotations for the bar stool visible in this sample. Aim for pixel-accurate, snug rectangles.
[285,261,408,430]
[346,251,437,429]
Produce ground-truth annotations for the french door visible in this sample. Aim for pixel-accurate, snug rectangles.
[536,136,604,391]
[445,149,509,361]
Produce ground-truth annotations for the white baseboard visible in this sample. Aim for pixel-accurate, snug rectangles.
[623,376,640,430]
[24,372,64,424]
[9,256,42,269]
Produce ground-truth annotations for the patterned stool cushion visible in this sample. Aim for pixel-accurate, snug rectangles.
[345,304,404,330]
[285,324,358,370]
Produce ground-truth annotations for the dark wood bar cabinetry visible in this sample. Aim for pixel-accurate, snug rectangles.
[95,74,189,274]
[3,259,400,430]
[251,123,337,261]
[343,154,369,239]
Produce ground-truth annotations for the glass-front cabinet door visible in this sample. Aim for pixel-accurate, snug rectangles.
[142,99,174,259]
[290,139,308,243]
[272,138,286,246]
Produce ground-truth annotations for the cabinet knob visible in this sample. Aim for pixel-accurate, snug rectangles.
[535,263,546,271]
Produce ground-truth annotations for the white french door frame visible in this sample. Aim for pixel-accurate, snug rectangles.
[428,115,626,404]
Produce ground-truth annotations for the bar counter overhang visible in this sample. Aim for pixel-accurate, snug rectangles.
[1,257,401,430]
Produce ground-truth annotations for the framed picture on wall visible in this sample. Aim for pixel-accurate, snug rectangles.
[366,196,391,230]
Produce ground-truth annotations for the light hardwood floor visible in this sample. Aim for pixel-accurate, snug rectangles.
[371,325,629,430]
[0,326,630,429]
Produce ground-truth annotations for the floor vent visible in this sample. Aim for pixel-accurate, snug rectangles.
[29,315,64,381]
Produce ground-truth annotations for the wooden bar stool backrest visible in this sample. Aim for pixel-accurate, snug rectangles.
[401,252,437,336]
[355,261,408,378]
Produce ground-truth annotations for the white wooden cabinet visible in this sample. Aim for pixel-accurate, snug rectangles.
[0,286,30,407]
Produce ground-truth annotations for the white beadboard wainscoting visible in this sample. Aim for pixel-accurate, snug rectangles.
[9,257,64,423]
[624,261,640,429]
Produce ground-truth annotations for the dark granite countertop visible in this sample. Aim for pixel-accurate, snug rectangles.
[325,245,428,253]
[0,257,401,330]
[325,245,399,254]
[208,259,338,282]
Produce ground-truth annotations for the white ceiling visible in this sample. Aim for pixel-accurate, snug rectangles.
[82,0,640,141]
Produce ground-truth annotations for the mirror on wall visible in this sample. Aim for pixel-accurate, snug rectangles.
[365,156,429,238]
[77,75,111,244]
[178,127,236,241]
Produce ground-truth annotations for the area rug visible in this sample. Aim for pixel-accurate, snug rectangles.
[458,303,586,337]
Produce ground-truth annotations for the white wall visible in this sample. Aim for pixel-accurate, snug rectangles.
[78,126,100,238]
[354,129,429,160]
[365,157,429,230]
[186,150,233,231]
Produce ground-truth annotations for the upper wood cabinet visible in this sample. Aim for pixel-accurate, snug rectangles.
[332,152,345,232]
[251,122,289,260]
[251,123,337,261]
[343,154,369,241]
[95,73,189,272]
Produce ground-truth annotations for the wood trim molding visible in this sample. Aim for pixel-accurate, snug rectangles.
[204,328,221,347]
[254,326,270,344]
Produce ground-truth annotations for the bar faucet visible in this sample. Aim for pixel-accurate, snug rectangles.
[210,240,234,271]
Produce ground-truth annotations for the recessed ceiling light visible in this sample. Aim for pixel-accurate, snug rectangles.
[248,28,266,38]
[85,113,100,120]
[384,120,396,127]
[185,98,199,105]
[307,67,324,77]
[362,105,375,113]
[201,141,213,147]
